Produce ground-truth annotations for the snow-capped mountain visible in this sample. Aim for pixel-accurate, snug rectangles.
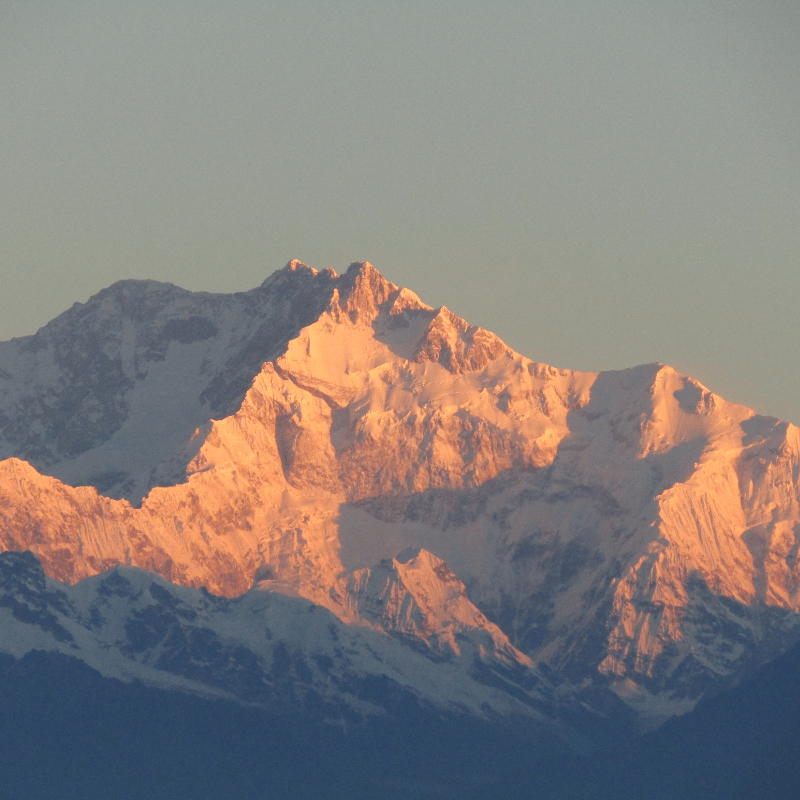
[1,260,799,726]
[0,549,590,734]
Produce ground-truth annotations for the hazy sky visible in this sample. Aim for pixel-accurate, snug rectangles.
[2,2,798,422]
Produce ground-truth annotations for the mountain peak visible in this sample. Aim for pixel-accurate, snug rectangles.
[333,261,401,324]
[283,259,317,275]
[260,259,335,290]
[395,545,425,564]
[341,546,530,664]
[414,305,509,374]
[345,260,375,275]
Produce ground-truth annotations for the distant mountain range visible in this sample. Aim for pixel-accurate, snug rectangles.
[2,260,799,797]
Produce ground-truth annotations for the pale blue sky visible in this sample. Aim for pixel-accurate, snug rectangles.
[2,2,798,422]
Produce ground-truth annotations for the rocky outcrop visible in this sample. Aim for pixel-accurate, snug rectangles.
[339,547,528,665]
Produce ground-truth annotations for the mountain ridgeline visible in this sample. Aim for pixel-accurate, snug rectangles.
[1,259,800,749]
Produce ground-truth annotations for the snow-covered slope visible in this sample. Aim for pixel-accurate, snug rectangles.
[0,550,589,736]
[1,260,799,723]
[0,263,339,503]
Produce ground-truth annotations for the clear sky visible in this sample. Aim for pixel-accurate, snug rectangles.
[2,1,798,423]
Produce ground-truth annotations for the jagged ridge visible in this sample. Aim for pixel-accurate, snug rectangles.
[0,550,588,732]
[1,260,799,724]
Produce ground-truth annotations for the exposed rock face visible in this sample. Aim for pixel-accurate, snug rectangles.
[1,260,799,722]
[339,547,528,665]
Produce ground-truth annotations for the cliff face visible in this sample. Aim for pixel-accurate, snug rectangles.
[1,260,799,719]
